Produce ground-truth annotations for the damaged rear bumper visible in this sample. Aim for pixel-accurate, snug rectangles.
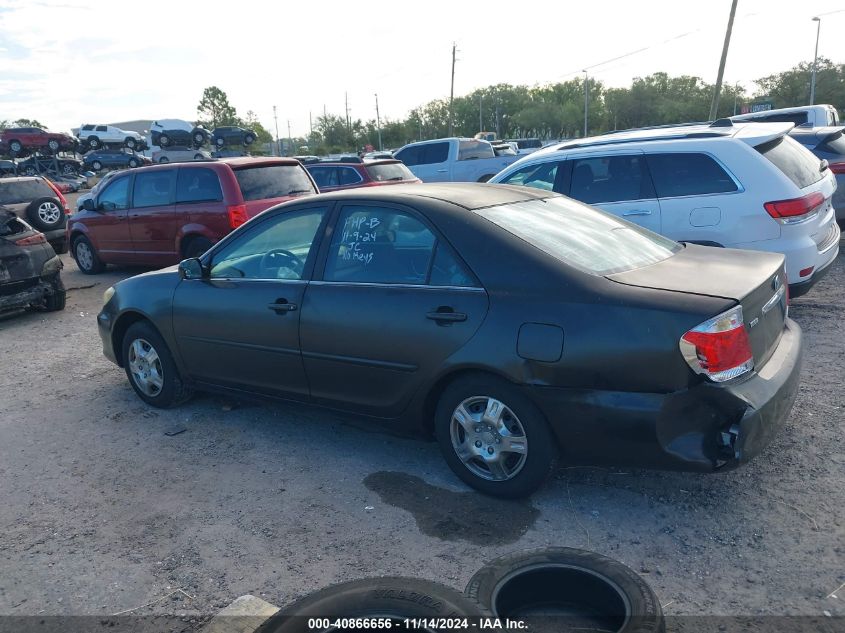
[528,318,803,471]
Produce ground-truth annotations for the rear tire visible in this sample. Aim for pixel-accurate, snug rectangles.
[91,160,103,171]
[125,138,137,149]
[159,134,171,147]
[47,139,60,153]
[87,136,100,149]
[41,276,66,312]
[9,140,23,153]
[243,133,255,146]
[72,234,105,274]
[128,158,139,168]
[434,374,558,498]
[158,156,169,164]
[121,321,192,408]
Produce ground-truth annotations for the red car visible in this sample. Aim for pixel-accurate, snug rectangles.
[305,157,420,192]
[0,127,78,156]
[67,157,318,273]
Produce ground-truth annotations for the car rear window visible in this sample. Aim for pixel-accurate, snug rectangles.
[475,196,681,275]
[0,180,53,204]
[366,162,416,182]
[233,165,316,201]
[756,136,825,189]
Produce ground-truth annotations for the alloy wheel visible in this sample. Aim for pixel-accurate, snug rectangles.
[38,201,61,225]
[449,396,528,481]
[75,240,94,271]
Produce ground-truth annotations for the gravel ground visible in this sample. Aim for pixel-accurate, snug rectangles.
[0,206,842,619]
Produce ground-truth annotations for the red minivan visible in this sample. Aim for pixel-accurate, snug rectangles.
[67,158,318,274]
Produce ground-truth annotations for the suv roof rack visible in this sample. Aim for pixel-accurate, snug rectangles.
[557,129,731,151]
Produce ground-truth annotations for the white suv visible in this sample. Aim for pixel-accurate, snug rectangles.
[75,124,145,150]
[491,120,840,297]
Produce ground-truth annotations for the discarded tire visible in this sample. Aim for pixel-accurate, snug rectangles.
[465,547,664,633]
[258,577,490,633]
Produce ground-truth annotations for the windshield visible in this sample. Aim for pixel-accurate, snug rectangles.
[234,164,316,201]
[475,196,681,275]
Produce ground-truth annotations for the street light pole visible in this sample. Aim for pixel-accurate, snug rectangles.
[273,105,280,156]
[583,70,589,137]
[810,16,821,105]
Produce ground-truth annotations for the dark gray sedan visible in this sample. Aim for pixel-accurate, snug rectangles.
[97,184,802,497]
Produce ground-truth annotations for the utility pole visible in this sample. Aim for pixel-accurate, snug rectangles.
[810,17,821,105]
[273,105,280,156]
[375,93,383,151]
[345,91,351,133]
[583,70,589,137]
[309,111,313,137]
[709,0,739,121]
[287,120,292,157]
[448,43,456,136]
[479,94,483,134]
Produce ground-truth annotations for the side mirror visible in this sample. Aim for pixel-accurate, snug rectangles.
[179,257,205,280]
[82,198,95,211]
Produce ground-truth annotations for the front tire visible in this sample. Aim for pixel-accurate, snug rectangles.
[87,136,100,149]
[128,158,139,168]
[125,138,137,149]
[72,234,105,274]
[159,134,171,147]
[91,160,103,171]
[434,374,558,498]
[47,139,60,153]
[243,133,255,146]
[9,140,23,153]
[122,321,192,408]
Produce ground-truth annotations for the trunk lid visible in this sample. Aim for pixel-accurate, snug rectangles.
[608,244,788,368]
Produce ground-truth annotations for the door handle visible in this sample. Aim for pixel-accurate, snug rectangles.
[436,169,448,173]
[267,301,297,313]
[622,209,652,216]
[426,308,467,323]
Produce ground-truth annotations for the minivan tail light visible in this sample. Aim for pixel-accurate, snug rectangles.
[680,306,753,383]
[227,204,248,229]
[764,192,825,224]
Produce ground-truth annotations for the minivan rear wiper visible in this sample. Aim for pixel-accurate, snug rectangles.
[286,189,312,195]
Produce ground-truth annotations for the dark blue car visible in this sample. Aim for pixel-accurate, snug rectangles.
[82,149,149,172]
[789,126,845,223]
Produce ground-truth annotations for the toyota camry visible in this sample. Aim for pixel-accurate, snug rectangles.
[97,184,802,497]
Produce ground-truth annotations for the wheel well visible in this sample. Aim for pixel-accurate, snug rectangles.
[477,174,494,183]
[180,233,212,257]
[420,368,514,436]
[110,311,153,367]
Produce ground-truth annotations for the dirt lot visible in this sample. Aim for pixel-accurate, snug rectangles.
[0,207,843,619]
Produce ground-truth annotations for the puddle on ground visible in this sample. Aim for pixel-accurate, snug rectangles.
[364,471,540,545]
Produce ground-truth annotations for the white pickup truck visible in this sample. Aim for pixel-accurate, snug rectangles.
[394,137,520,182]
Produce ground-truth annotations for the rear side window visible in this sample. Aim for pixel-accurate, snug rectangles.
[133,170,175,208]
[176,167,222,203]
[646,153,738,197]
[365,162,416,182]
[338,167,363,185]
[234,165,316,201]
[569,155,653,204]
[458,140,494,160]
[0,180,53,204]
[756,136,824,189]
[308,166,338,189]
[476,197,680,275]
[419,143,449,165]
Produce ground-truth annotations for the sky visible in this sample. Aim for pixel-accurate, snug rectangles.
[0,0,843,137]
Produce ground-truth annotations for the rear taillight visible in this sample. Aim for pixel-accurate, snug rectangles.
[828,161,845,175]
[764,192,825,224]
[227,204,248,229]
[15,233,47,246]
[680,306,753,382]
